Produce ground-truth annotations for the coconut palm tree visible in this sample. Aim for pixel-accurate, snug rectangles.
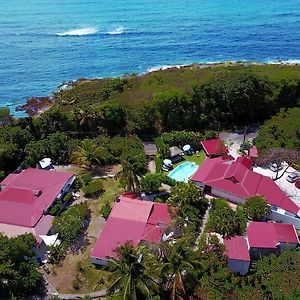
[157,239,197,300]
[71,139,104,169]
[105,241,158,300]
[117,149,147,193]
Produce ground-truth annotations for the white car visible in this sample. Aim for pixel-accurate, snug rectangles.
[287,172,300,183]
[269,163,283,172]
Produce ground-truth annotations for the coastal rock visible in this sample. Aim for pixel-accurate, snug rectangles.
[16,97,53,116]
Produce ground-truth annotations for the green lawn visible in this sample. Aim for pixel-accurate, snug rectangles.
[172,151,206,169]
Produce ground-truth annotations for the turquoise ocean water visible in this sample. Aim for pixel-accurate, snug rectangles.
[1,0,300,115]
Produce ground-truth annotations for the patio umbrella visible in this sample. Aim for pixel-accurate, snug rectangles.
[163,159,172,166]
[183,144,191,152]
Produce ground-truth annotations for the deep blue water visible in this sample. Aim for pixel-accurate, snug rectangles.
[1,0,300,116]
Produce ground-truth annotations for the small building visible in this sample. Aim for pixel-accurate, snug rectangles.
[0,168,75,257]
[223,222,299,274]
[248,146,258,164]
[91,195,171,266]
[201,138,228,157]
[192,157,300,229]
[143,142,158,157]
[223,236,250,275]
[247,222,299,258]
[169,146,183,163]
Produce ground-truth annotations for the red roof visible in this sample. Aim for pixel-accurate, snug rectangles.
[247,222,299,249]
[91,196,171,260]
[0,168,74,228]
[236,157,252,169]
[224,236,250,261]
[248,146,258,158]
[192,158,300,215]
[201,138,228,156]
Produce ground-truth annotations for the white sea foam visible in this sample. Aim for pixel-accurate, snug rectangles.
[56,27,98,36]
[145,64,189,73]
[107,26,125,35]
[266,59,300,65]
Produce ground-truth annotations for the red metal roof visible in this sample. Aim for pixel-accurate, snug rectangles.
[249,146,258,158]
[236,157,252,169]
[201,138,228,156]
[192,158,300,215]
[0,168,74,227]
[247,222,299,249]
[91,196,171,260]
[224,236,250,261]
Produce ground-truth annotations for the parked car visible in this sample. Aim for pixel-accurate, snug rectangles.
[287,172,300,183]
[269,163,283,172]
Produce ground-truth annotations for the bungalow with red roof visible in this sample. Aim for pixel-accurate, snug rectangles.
[91,195,172,265]
[201,138,228,157]
[223,222,299,274]
[192,157,300,229]
[0,168,75,257]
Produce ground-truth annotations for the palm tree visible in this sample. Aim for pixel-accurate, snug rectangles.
[105,241,158,300]
[157,239,197,300]
[72,139,103,169]
[117,149,146,193]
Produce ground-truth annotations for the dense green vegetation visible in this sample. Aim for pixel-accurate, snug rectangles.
[254,107,300,151]
[0,64,299,298]
[0,233,42,298]
[104,234,300,300]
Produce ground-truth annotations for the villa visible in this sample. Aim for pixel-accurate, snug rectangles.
[192,157,300,229]
[0,168,75,257]
[223,222,299,275]
[91,195,171,265]
[201,138,228,157]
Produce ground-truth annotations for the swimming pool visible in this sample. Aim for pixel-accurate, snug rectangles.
[168,161,199,182]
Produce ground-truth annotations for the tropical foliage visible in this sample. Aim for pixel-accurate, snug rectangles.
[208,198,247,237]
[242,195,270,221]
[105,241,158,300]
[0,233,42,298]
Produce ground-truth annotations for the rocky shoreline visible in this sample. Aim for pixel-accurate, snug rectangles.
[14,61,300,117]
[16,96,53,117]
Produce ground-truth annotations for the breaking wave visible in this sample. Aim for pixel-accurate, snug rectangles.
[57,27,98,36]
[107,26,125,35]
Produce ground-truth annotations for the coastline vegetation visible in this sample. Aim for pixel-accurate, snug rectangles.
[0,63,300,298]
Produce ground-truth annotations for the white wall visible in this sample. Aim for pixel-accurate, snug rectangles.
[228,258,250,275]
[211,188,245,204]
[269,210,300,230]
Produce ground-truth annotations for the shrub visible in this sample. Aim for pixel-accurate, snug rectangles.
[81,173,93,185]
[52,203,89,245]
[61,192,73,203]
[100,200,112,220]
[141,173,162,194]
[82,179,104,198]
[71,177,82,191]
[49,199,62,216]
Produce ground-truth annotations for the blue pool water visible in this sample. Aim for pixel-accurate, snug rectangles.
[1,0,300,115]
[168,162,199,182]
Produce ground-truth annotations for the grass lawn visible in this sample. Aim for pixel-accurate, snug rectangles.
[44,178,122,294]
[172,151,206,169]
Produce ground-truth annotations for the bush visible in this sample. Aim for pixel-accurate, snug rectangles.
[81,173,93,185]
[52,203,89,245]
[141,173,177,194]
[71,177,82,191]
[49,199,62,216]
[141,173,162,194]
[101,200,112,220]
[82,179,104,198]
[61,192,73,203]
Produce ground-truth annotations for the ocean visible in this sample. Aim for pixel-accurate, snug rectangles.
[1,0,300,116]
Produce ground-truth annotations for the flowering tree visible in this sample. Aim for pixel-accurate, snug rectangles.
[257,148,300,180]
